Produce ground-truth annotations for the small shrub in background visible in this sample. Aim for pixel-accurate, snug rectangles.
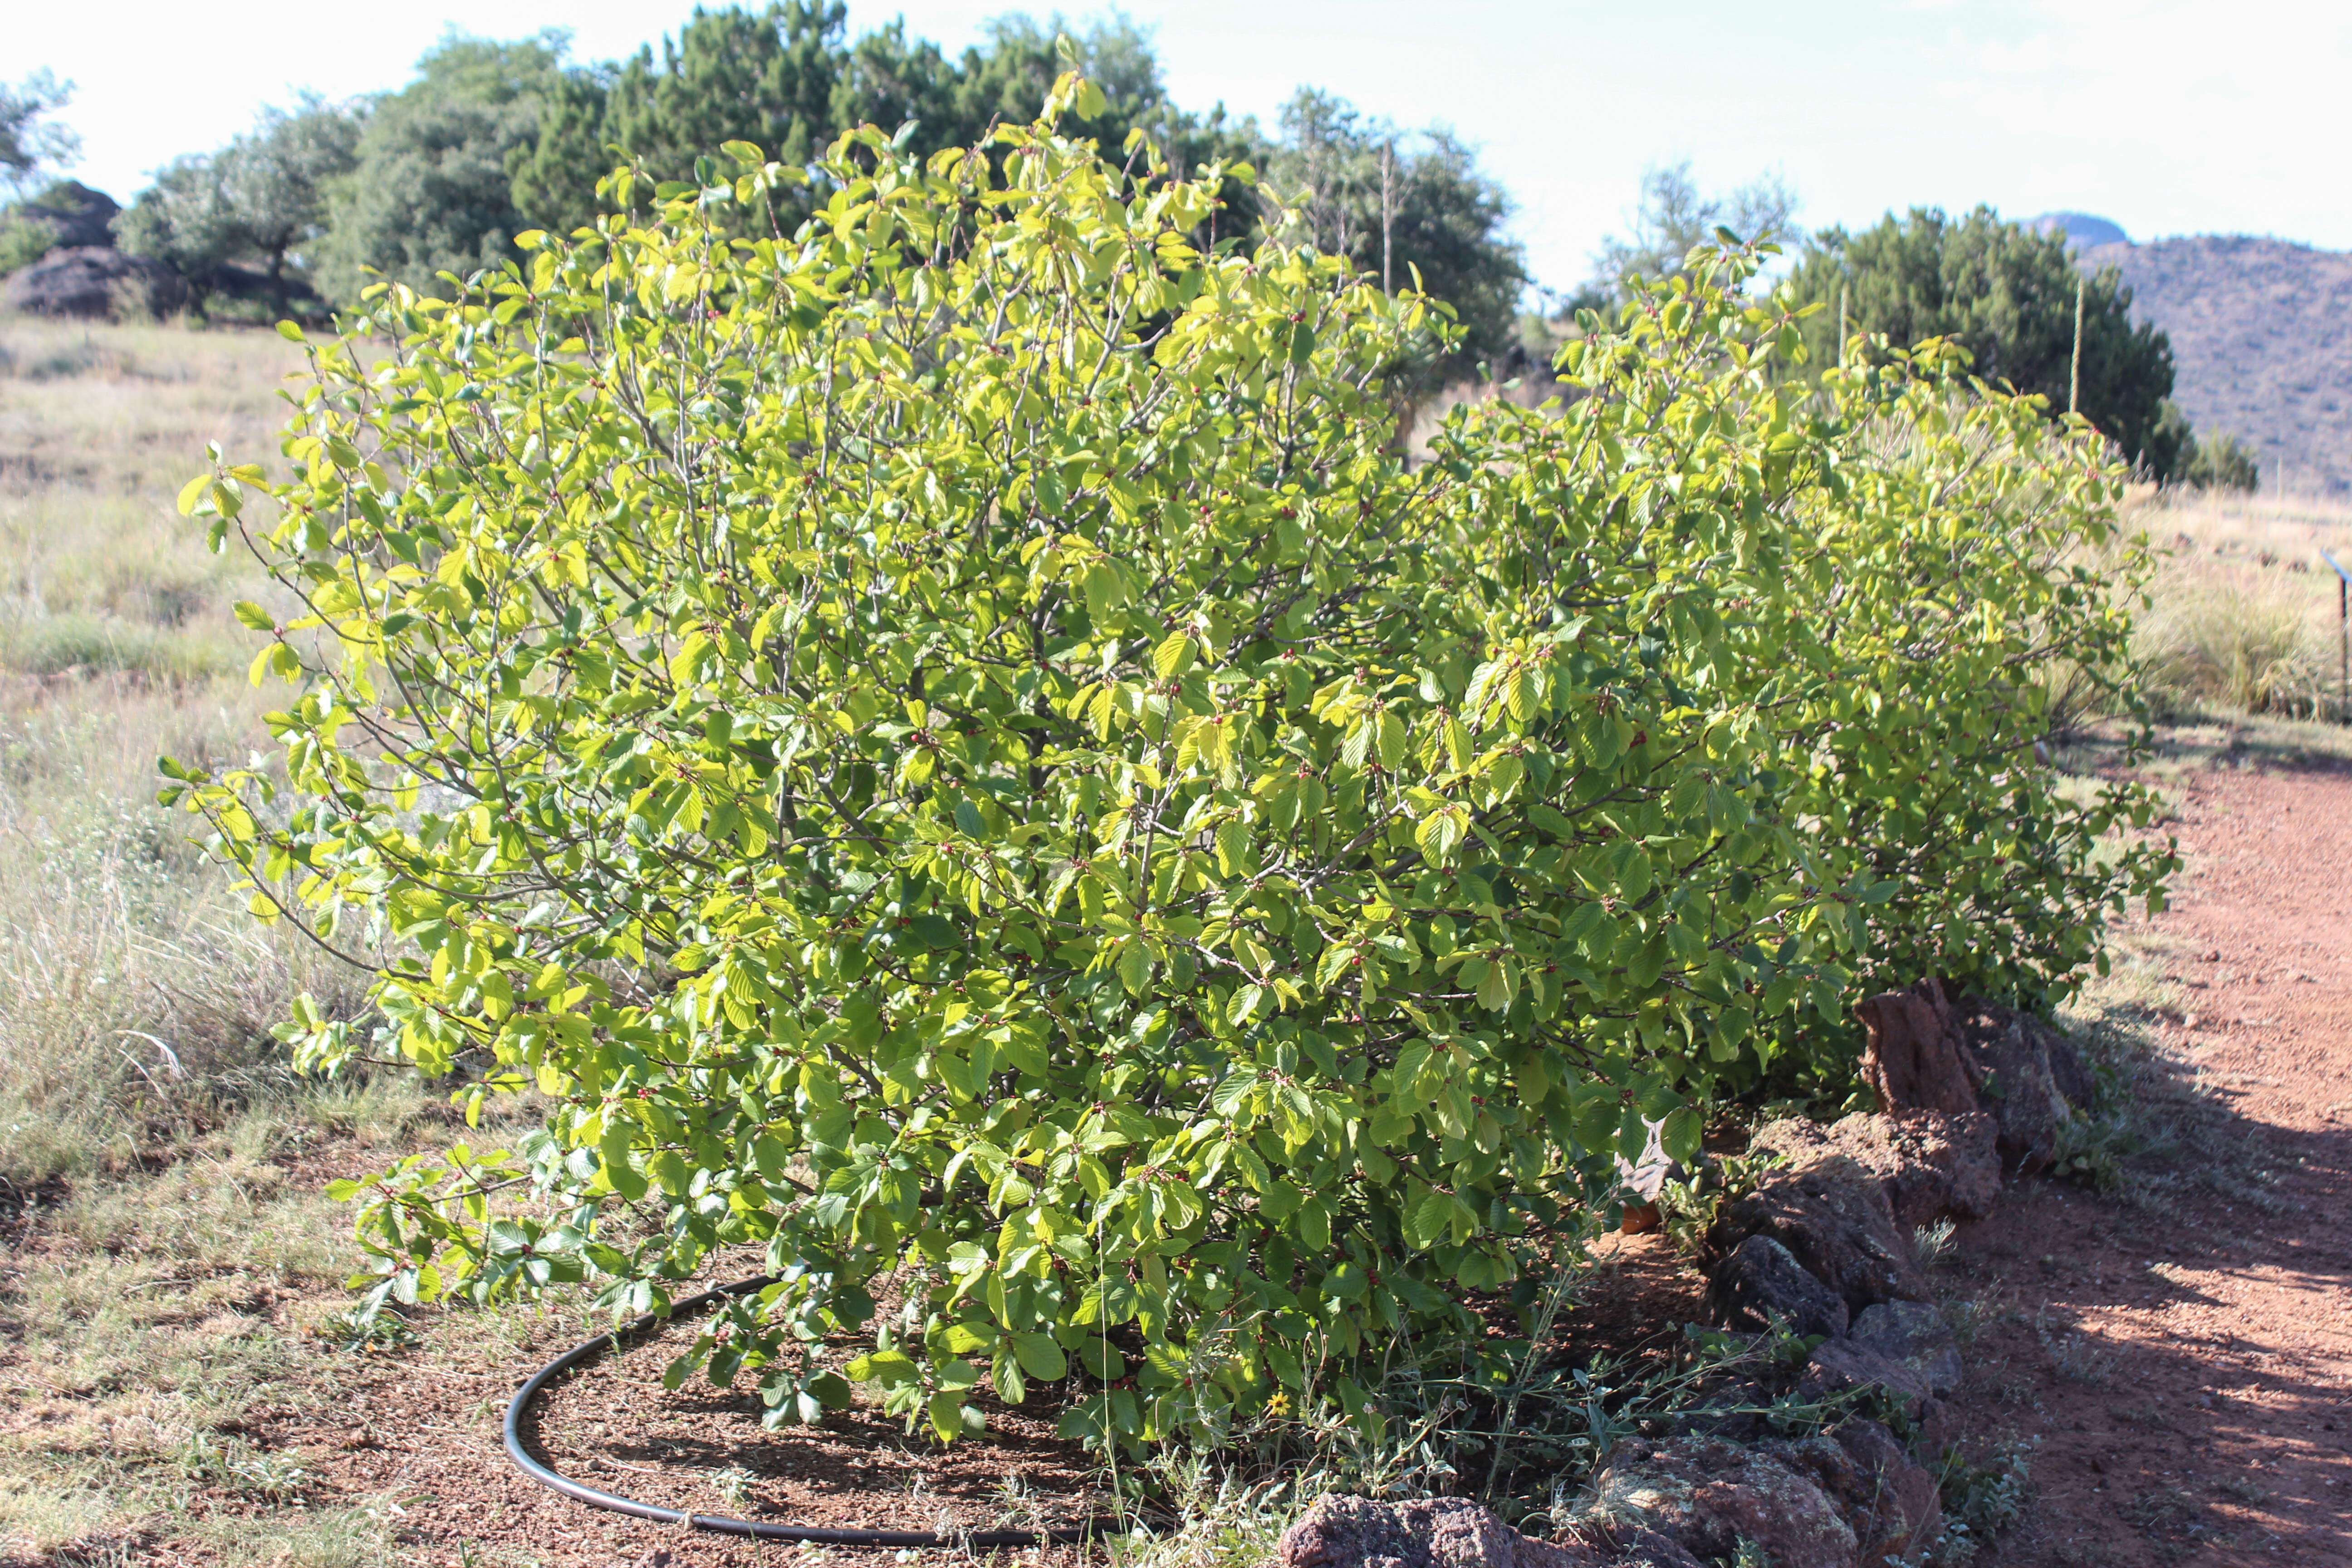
[2134,577,2322,717]
[167,80,2170,1455]
[2181,428,2260,494]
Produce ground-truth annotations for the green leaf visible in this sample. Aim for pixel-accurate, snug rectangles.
[1011,1331,1068,1381]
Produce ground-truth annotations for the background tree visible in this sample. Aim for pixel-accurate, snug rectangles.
[217,98,366,311]
[118,97,364,312]
[510,8,1254,241]
[115,157,239,299]
[313,34,564,305]
[1264,90,1524,377]
[1784,207,2184,478]
[0,70,80,199]
[1589,160,1798,296]
[510,3,848,237]
[0,70,85,274]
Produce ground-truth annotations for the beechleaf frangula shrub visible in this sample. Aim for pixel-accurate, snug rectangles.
[163,74,2172,1451]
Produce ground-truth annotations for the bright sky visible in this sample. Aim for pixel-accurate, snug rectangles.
[15,0,2345,293]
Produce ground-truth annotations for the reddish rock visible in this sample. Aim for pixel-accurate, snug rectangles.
[1709,1234,1849,1340]
[1848,1300,1962,1398]
[1856,976,1977,1114]
[1810,1420,1943,1565]
[1751,1110,2000,1230]
[1588,1437,1859,1568]
[1952,1000,2073,1171]
[1716,1145,1931,1313]
[1276,1494,1607,1568]
[1802,1335,1937,1409]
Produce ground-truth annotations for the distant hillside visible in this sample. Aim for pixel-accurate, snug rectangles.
[2079,235,2352,495]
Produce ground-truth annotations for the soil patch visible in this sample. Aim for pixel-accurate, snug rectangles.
[1943,762,2352,1565]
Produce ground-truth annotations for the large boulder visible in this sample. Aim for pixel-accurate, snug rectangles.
[1952,1000,2078,1171]
[1855,976,2094,1172]
[13,181,121,250]
[1855,976,1977,1115]
[1276,1495,1609,1568]
[1714,1146,1931,1313]
[1709,1234,1849,1340]
[1751,1110,2000,1230]
[2,245,187,320]
[1588,1437,1859,1568]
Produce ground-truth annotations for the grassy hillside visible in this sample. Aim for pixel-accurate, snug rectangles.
[2082,235,2352,498]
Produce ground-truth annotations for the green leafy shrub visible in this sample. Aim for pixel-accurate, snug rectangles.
[165,80,2171,1452]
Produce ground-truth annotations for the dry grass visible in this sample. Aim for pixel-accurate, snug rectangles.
[0,317,357,1184]
[0,317,442,1564]
[2130,489,2352,720]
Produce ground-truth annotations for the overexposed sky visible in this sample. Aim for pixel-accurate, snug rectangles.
[13,0,2342,292]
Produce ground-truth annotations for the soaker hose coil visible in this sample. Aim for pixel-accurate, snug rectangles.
[501,1273,1105,1547]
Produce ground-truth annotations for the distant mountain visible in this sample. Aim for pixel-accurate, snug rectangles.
[2078,235,2352,495]
[2029,211,2129,249]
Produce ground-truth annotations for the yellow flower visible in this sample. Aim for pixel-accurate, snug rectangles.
[1265,1391,1291,1416]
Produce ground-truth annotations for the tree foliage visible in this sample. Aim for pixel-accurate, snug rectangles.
[510,7,1253,244]
[2178,421,2259,493]
[0,70,79,200]
[1588,161,1798,302]
[311,35,566,305]
[116,97,364,311]
[167,85,2171,1455]
[1263,90,1524,378]
[1784,208,2183,480]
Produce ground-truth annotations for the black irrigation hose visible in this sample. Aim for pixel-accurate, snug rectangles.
[502,1274,1107,1548]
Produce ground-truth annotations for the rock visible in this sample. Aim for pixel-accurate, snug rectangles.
[1801,1336,1937,1410]
[12,181,121,250]
[1587,1437,1859,1568]
[1952,1001,2073,1172]
[1276,1494,1607,1568]
[1716,1143,1931,1313]
[1810,1420,1943,1565]
[2044,1027,2097,1111]
[1847,1301,1962,1398]
[1751,1110,2000,1230]
[3,245,187,320]
[1568,1529,1707,1568]
[1709,1235,1849,1339]
[1856,976,1977,1114]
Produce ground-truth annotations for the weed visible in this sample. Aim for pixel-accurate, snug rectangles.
[1913,1218,1958,1270]
[1925,1436,2035,1563]
[1656,1146,1784,1255]
[2119,1484,2203,1538]
[2034,1306,2122,1386]
[176,1430,313,1503]
[1938,1291,1996,1351]
[708,1464,755,1510]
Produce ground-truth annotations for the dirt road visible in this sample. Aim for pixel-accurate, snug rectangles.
[1959,760,2352,1565]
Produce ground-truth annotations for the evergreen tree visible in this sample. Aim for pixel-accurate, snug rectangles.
[1785,207,2182,478]
[314,35,564,304]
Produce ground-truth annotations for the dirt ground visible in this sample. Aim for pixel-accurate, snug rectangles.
[1940,757,2352,1565]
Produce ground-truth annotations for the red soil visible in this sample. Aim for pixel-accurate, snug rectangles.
[1950,761,2352,1565]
